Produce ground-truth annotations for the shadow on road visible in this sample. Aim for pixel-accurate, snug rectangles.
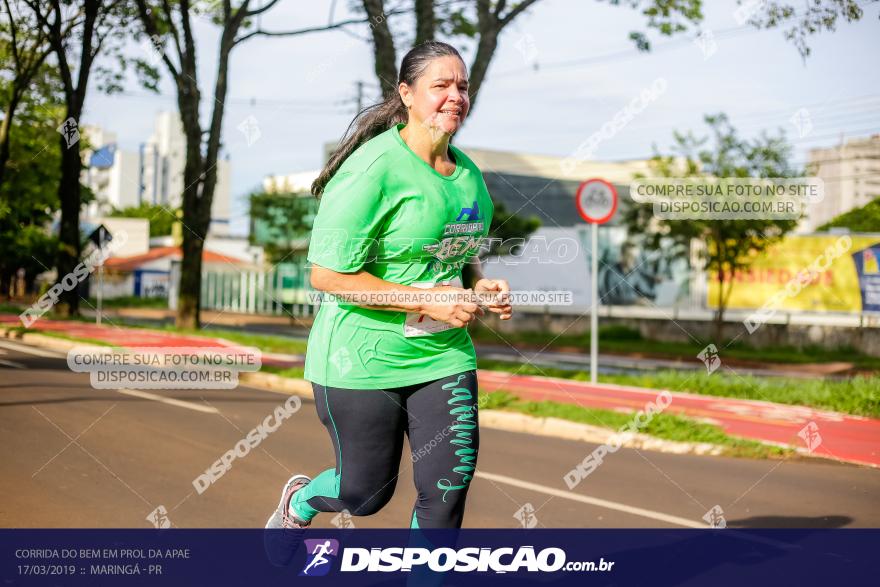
[728,515,852,528]
[0,394,312,408]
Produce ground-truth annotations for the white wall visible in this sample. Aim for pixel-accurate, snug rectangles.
[97,217,150,257]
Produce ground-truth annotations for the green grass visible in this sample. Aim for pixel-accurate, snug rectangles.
[0,303,25,314]
[1,326,118,348]
[261,365,306,379]
[470,325,880,371]
[480,391,790,459]
[2,311,308,356]
[477,358,880,418]
[173,328,308,355]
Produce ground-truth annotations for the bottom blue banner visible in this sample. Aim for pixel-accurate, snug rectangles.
[1,529,874,585]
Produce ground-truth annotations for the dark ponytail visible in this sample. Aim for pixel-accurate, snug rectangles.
[311,40,465,197]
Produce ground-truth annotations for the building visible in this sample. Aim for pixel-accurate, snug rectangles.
[263,170,321,195]
[98,246,258,300]
[83,112,232,236]
[802,134,880,232]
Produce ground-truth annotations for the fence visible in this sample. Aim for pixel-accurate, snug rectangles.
[200,264,319,318]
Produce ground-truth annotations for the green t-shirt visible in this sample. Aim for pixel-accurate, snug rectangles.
[304,123,494,389]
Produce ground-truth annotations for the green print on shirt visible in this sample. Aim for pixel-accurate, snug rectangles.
[436,373,477,502]
[423,199,486,277]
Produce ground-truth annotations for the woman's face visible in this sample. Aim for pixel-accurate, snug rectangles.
[400,55,470,139]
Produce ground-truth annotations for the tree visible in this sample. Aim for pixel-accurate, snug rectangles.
[134,0,395,328]
[819,197,880,233]
[26,0,133,317]
[623,113,801,342]
[132,0,279,328]
[352,1,707,109]
[110,202,181,237]
[0,0,58,189]
[741,0,871,58]
[0,71,63,297]
[249,190,316,265]
[131,0,868,328]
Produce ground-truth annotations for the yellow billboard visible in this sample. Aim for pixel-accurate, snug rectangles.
[707,235,880,313]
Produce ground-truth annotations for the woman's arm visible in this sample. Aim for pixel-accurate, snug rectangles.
[466,256,513,320]
[310,265,483,327]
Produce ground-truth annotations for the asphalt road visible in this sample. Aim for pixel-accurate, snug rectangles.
[1,339,878,529]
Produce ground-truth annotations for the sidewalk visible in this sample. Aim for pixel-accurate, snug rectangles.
[0,315,303,368]
[3,314,877,468]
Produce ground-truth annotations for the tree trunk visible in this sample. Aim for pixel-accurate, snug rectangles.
[362,0,398,97]
[0,92,21,189]
[467,28,498,115]
[173,24,236,329]
[55,121,82,317]
[176,225,204,329]
[0,271,11,300]
[414,0,434,45]
[713,267,725,343]
[174,78,205,328]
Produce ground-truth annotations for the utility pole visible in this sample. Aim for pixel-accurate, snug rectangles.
[355,80,364,113]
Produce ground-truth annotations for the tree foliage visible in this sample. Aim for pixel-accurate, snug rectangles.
[819,197,880,233]
[623,113,801,341]
[0,70,63,296]
[110,202,180,237]
[248,191,316,265]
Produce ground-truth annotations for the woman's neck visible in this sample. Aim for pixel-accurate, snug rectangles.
[400,122,453,171]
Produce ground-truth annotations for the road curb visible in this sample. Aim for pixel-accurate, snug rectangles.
[477,410,724,455]
[0,327,109,355]
[240,371,313,397]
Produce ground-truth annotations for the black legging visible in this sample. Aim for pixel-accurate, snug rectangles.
[289,370,479,529]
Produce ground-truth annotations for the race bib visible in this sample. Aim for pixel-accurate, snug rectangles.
[403,277,463,338]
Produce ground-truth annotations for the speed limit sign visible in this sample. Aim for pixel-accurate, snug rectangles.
[575,178,618,224]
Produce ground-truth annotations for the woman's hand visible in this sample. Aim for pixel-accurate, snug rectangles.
[420,285,484,328]
[473,278,513,320]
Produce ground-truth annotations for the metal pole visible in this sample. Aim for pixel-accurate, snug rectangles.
[590,221,598,383]
[355,80,364,113]
[97,266,103,326]
[97,227,103,326]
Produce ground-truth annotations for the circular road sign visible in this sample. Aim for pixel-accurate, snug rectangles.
[575,178,618,224]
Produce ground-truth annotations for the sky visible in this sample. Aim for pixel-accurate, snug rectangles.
[83,0,880,236]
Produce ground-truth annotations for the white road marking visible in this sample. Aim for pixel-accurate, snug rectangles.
[116,388,219,414]
[0,339,65,358]
[0,358,25,369]
[475,470,706,528]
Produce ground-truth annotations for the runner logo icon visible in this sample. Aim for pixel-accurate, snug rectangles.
[455,200,481,222]
[300,539,339,576]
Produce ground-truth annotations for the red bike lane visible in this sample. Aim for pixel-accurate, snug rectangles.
[477,370,880,468]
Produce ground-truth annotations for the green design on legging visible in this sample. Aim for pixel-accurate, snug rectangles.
[436,373,477,503]
[290,387,343,522]
[410,510,420,529]
[290,468,340,521]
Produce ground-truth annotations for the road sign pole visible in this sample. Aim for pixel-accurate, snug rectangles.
[590,221,598,383]
[97,226,103,326]
[575,178,618,386]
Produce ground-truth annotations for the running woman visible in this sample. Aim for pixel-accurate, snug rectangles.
[265,40,512,552]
